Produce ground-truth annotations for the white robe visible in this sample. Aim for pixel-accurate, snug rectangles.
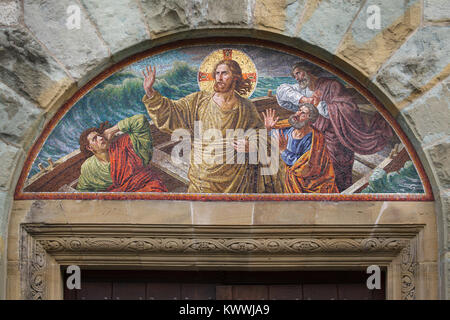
[276,83,329,118]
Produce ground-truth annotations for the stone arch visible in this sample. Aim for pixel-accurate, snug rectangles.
[0,0,448,299]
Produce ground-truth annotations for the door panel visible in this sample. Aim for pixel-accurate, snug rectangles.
[303,284,339,300]
[181,283,216,300]
[269,285,302,300]
[64,270,385,300]
[77,281,112,300]
[232,285,269,300]
[147,283,181,300]
[338,283,374,300]
[112,282,146,300]
[216,285,233,300]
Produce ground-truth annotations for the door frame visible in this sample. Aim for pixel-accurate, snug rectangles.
[18,224,420,300]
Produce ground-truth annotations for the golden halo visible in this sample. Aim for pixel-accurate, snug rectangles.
[197,48,258,98]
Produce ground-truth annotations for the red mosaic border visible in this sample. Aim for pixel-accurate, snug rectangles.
[14,37,434,201]
[15,192,431,201]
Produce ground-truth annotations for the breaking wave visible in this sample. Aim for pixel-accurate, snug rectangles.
[362,161,424,193]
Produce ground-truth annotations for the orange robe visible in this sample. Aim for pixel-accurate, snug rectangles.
[274,120,338,193]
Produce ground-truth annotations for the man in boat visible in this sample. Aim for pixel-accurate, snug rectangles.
[141,60,282,193]
[76,114,167,192]
[263,104,339,193]
[276,62,393,192]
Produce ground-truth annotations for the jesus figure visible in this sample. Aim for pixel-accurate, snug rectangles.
[141,60,282,193]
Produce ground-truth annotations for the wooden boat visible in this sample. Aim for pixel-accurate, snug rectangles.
[23,92,409,193]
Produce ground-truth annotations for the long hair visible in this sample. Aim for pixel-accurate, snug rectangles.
[212,59,253,96]
[290,62,322,78]
[79,121,110,156]
[290,63,307,77]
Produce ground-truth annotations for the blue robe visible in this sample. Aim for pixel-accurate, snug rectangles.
[274,127,313,166]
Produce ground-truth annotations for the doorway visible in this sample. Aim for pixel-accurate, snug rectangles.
[63,270,385,300]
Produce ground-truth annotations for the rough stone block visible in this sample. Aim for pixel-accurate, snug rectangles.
[440,189,450,250]
[0,191,12,299]
[0,82,44,147]
[298,0,363,54]
[24,0,111,82]
[401,77,450,145]
[375,26,450,102]
[0,237,5,300]
[0,0,20,26]
[140,0,190,35]
[140,0,250,36]
[337,0,421,76]
[0,191,11,237]
[0,27,74,110]
[80,0,149,56]
[284,0,307,35]
[0,141,23,191]
[447,251,450,299]
[205,0,250,26]
[254,0,291,31]
[424,0,450,22]
[424,137,450,189]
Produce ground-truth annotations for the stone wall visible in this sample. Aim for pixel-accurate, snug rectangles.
[0,0,448,299]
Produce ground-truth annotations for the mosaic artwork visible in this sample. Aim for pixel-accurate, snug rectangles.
[19,44,427,199]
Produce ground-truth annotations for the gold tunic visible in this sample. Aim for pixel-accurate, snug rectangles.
[143,91,282,193]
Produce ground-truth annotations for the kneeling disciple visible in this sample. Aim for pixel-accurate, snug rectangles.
[263,105,339,193]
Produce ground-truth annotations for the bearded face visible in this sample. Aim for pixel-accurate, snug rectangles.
[298,74,310,89]
[292,67,311,89]
[288,105,312,129]
[288,115,309,129]
[213,80,234,93]
[213,64,235,93]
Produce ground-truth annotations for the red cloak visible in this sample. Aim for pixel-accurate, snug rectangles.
[106,134,167,192]
[312,78,393,191]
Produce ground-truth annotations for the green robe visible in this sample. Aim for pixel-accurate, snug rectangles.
[76,114,153,192]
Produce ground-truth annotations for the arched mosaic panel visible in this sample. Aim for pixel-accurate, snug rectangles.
[15,40,432,201]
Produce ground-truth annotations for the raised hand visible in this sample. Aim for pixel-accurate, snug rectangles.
[142,65,156,98]
[274,130,288,152]
[102,124,120,141]
[299,96,314,104]
[262,108,279,130]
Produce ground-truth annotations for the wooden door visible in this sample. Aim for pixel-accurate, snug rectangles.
[64,270,385,300]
